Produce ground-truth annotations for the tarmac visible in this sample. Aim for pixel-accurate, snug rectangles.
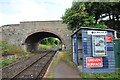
[43,51,98,80]
[43,51,81,79]
[53,61,80,78]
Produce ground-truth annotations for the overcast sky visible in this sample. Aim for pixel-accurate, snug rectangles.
[0,0,73,26]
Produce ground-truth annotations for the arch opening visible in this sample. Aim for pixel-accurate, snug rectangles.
[38,37,62,50]
[25,32,63,52]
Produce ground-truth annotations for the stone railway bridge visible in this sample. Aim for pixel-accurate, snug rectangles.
[0,20,72,52]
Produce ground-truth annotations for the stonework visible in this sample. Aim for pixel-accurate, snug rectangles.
[1,20,72,51]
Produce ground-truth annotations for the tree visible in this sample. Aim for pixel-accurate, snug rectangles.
[47,37,56,45]
[62,2,120,34]
[54,39,61,45]
[85,2,120,30]
[61,2,95,31]
[85,2,120,37]
[40,38,49,45]
[40,37,61,45]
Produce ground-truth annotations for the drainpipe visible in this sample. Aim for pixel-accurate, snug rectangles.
[114,31,117,39]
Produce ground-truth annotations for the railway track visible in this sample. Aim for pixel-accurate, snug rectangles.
[2,50,56,80]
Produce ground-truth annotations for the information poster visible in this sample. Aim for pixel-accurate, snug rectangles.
[92,35,107,57]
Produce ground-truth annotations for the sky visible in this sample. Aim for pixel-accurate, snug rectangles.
[0,0,73,26]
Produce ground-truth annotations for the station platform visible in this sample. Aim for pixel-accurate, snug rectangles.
[53,61,80,78]
[43,51,98,80]
[43,51,80,79]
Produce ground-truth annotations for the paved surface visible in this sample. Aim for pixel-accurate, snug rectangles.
[44,52,98,80]
[53,61,80,78]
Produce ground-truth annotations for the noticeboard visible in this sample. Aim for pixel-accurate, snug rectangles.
[92,35,107,57]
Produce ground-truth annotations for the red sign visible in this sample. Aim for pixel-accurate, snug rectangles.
[86,57,103,67]
[106,36,112,42]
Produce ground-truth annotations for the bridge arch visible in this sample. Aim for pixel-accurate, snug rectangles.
[24,30,64,52]
[2,21,72,51]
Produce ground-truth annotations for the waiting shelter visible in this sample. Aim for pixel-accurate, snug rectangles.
[71,27,117,73]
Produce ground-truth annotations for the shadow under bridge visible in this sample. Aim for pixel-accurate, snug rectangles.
[25,32,62,52]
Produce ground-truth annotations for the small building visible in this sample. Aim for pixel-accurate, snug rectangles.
[71,27,117,73]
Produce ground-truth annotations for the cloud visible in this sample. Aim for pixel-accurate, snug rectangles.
[0,0,72,26]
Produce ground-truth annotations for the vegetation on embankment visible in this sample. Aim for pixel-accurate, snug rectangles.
[0,53,30,67]
[0,41,29,54]
[0,41,30,67]
[0,57,16,67]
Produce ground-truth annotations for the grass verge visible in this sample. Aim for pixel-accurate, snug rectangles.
[59,50,76,67]
[80,69,120,79]
[0,57,16,67]
[54,50,76,68]
[39,44,56,50]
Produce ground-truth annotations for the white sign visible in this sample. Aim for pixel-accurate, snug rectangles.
[87,31,107,35]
